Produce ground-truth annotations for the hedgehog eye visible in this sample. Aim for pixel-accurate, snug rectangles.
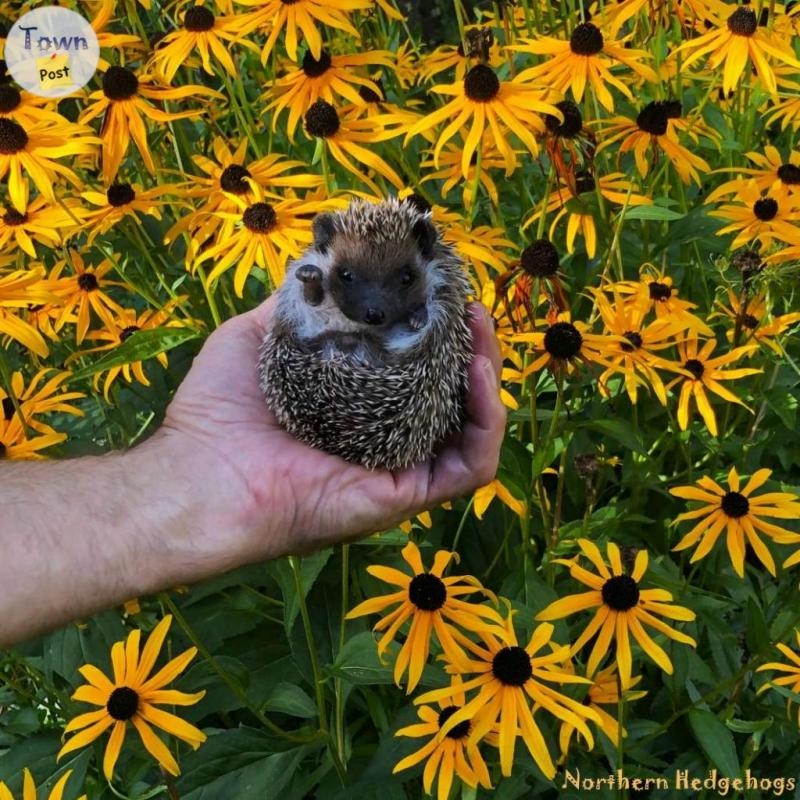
[337,265,354,282]
[400,267,416,286]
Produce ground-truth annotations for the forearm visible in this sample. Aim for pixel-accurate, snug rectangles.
[0,434,214,647]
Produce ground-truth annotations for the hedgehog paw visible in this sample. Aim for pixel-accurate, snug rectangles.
[295,264,324,306]
[409,305,428,331]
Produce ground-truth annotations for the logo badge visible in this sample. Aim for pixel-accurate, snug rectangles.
[5,7,99,98]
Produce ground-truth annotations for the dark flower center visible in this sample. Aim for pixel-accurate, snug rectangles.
[727,6,758,35]
[649,281,672,301]
[107,183,136,207]
[302,48,332,78]
[2,396,14,420]
[575,170,596,194]
[732,248,764,284]
[742,313,759,329]
[358,78,384,104]
[304,100,340,138]
[753,197,778,221]
[492,646,533,686]
[78,273,98,291]
[408,572,447,611]
[0,442,5,457]
[570,22,604,55]
[544,321,583,359]
[243,202,277,233]
[621,331,643,351]
[102,66,139,101]
[637,101,670,136]
[664,99,683,119]
[777,163,800,185]
[120,325,139,342]
[601,575,639,610]
[220,164,252,194]
[107,686,139,720]
[0,118,28,153]
[184,5,215,31]
[463,64,500,102]
[3,208,26,226]
[437,706,470,739]
[545,99,583,137]
[521,239,560,277]
[721,490,749,518]
[0,84,21,113]
[683,358,704,379]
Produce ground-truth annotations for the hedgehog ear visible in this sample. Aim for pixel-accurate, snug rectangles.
[412,217,437,259]
[312,213,337,254]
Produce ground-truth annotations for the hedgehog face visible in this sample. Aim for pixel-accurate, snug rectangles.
[327,237,429,329]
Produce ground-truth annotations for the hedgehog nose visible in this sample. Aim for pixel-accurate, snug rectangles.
[364,308,385,325]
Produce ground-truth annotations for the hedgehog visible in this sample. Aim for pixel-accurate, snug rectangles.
[257,196,473,471]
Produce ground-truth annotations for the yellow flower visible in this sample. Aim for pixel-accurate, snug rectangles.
[0,196,83,257]
[511,21,658,111]
[405,63,561,179]
[345,540,506,693]
[393,676,493,800]
[706,145,800,202]
[415,614,601,779]
[0,769,86,800]
[670,467,800,577]
[58,615,206,780]
[712,288,800,355]
[537,539,696,690]
[675,4,800,96]
[473,478,526,520]
[0,369,84,437]
[757,630,800,724]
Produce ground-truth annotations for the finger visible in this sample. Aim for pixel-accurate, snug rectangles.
[425,354,507,505]
[226,292,279,345]
[466,302,502,382]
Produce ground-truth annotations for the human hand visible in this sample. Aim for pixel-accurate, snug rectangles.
[156,294,506,576]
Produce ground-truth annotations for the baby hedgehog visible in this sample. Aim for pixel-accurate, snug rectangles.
[258,196,473,471]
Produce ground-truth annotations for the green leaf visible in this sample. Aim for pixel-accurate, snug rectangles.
[263,682,317,718]
[688,708,741,775]
[578,419,646,454]
[69,327,202,382]
[327,631,396,685]
[623,204,685,221]
[271,550,333,635]
[745,597,771,655]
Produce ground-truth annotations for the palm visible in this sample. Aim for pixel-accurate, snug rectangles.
[161,296,505,565]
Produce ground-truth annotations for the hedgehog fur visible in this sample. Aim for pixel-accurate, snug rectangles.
[257,197,473,471]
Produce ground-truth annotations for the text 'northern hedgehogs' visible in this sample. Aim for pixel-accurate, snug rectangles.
[257,196,474,471]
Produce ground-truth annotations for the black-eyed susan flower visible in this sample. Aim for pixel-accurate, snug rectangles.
[229,0,371,63]
[543,99,597,197]
[0,415,66,459]
[675,4,800,96]
[713,288,800,355]
[537,539,696,690]
[58,615,205,779]
[303,99,405,193]
[756,631,800,724]
[707,145,800,202]
[670,467,800,577]
[265,47,393,140]
[709,180,800,250]
[79,65,222,183]
[558,663,646,762]
[593,288,689,404]
[81,182,177,245]
[0,369,84,437]
[0,82,68,127]
[0,768,85,800]
[69,298,192,402]
[510,308,618,380]
[664,333,761,436]
[0,118,99,212]
[405,63,561,179]
[472,477,527,520]
[0,267,55,357]
[346,540,506,693]
[0,196,83,257]
[595,99,712,185]
[49,254,127,345]
[393,676,493,800]
[193,186,334,296]
[147,4,253,81]
[415,614,601,779]
[511,21,658,112]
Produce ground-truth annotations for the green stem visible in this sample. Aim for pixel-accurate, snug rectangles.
[334,544,350,769]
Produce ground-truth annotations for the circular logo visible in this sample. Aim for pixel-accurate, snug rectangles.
[5,7,99,98]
